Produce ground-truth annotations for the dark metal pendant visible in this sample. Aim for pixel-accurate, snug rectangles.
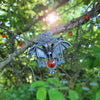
[28,31,71,73]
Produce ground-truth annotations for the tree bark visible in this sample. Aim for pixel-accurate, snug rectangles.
[0,3,100,70]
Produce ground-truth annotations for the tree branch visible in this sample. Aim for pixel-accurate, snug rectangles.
[0,3,100,70]
[50,3,100,35]
[23,0,69,32]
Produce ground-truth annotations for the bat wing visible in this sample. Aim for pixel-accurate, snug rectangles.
[27,45,47,58]
[52,40,71,58]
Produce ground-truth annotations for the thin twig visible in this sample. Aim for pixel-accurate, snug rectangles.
[0,69,6,79]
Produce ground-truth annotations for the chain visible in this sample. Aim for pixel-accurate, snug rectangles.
[85,1,94,15]
[8,33,15,54]
[0,0,99,74]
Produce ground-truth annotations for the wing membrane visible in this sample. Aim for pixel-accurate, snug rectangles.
[28,45,47,58]
[52,40,71,58]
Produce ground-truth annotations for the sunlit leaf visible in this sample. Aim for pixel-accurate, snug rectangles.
[69,89,79,100]
[48,88,65,100]
[36,88,47,100]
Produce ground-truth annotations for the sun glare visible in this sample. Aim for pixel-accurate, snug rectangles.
[45,13,59,26]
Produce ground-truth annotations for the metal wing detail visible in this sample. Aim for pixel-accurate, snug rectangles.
[27,45,47,58]
[27,31,71,70]
[27,45,48,67]
[52,40,71,65]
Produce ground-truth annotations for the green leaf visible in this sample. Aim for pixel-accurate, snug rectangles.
[92,46,100,55]
[75,84,82,95]
[47,78,61,85]
[48,88,65,100]
[30,81,44,89]
[69,89,79,100]
[96,91,100,100]
[30,81,48,89]
[87,55,100,68]
[36,88,47,100]
[93,57,100,67]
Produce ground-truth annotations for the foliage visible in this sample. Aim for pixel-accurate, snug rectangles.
[0,78,100,100]
[0,0,100,100]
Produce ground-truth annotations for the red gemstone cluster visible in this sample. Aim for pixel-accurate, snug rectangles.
[85,15,89,20]
[69,32,73,36]
[18,42,23,47]
[47,60,56,68]
[2,34,6,38]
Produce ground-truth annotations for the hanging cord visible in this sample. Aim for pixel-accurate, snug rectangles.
[96,14,100,28]
[8,6,16,54]
[88,19,94,43]
[93,0,96,17]
[79,21,83,41]
[85,1,94,15]
[0,25,36,44]
[70,20,80,68]
[87,0,97,43]
[0,25,36,64]
[84,0,98,45]
[8,32,15,54]
[78,20,87,42]
[69,0,98,68]
[75,21,80,47]
[92,0,100,28]
[0,25,36,74]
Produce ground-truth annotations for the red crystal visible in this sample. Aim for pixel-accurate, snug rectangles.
[19,42,23,47]
[85,15,89,20]
[69,32,72,36]
[47,60,56,68]
[2,34,6,38]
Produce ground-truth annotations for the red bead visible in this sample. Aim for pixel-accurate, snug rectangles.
[2,34,6,38]
[47,60,56,68]
[69,32,73,36]
[85,15,89,20]
[18,42,23,47]
[99,0,100,3]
